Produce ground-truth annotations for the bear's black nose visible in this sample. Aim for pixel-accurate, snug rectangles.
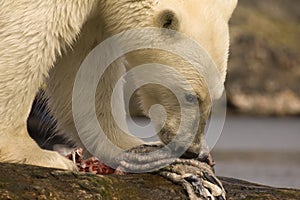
[181,150,215,167]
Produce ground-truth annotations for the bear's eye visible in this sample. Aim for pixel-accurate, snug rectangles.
[185,93,198,104]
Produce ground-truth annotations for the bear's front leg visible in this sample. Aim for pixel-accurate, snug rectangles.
[0,0,97,170]
[0,30,77,170]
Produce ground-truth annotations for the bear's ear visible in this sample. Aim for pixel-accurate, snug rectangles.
[155,9,180,31]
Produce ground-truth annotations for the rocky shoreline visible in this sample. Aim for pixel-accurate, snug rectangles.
[227,0,300,116]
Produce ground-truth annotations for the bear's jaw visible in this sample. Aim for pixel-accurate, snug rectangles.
[157,123,204,156]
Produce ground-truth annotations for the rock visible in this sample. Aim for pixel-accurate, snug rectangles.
[0,163,299,200]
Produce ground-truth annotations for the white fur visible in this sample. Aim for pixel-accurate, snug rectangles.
[0,0,237,169]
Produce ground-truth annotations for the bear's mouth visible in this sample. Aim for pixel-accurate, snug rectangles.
[181,151,198,159]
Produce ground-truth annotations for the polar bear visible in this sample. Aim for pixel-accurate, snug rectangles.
[0,0,237,170]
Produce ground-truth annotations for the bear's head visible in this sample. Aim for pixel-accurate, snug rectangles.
[101,0,238,158]
[149,0,238,158]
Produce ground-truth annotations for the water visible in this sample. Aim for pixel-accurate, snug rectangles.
[212,116,300,189]
[127,116,300,189]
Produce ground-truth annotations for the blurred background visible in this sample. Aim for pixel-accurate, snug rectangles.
[28,0,300,190]
[214,0,300,189]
